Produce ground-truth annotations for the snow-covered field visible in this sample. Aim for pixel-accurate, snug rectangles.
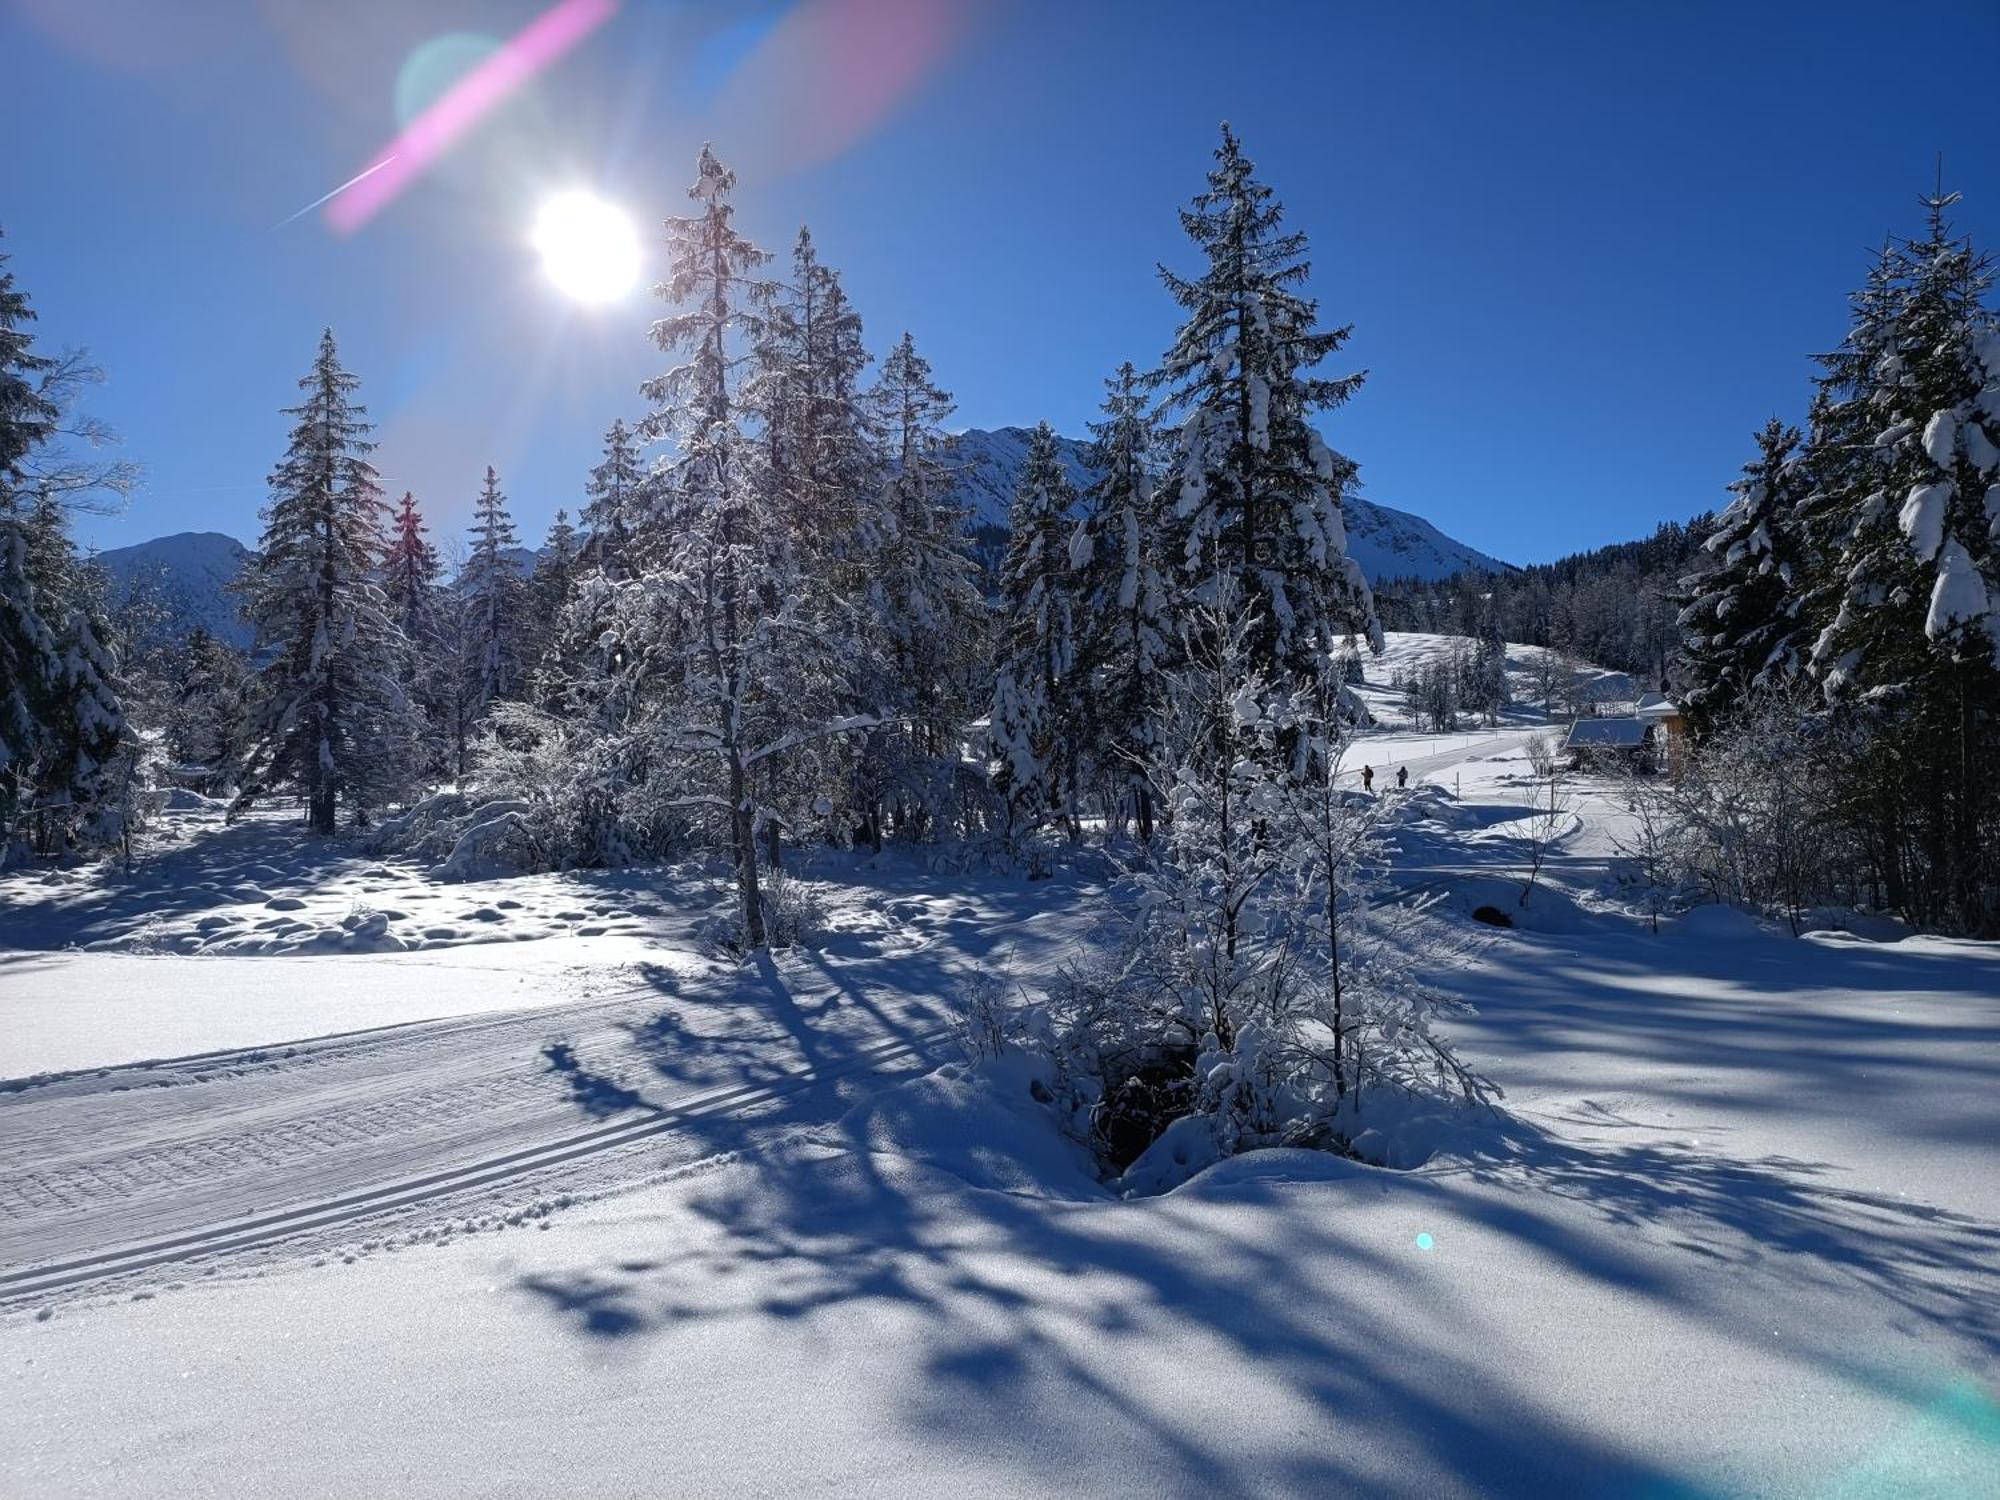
[3,720,1997,1497]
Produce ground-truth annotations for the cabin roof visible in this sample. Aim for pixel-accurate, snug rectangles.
[1563,717,1649,749]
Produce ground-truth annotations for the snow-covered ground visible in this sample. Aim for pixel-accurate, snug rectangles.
[1352,630,1636,730]
[4,726,1997,1497]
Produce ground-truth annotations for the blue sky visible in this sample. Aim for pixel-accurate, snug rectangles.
[5,0,1997,564]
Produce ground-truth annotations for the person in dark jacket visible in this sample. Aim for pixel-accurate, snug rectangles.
[1397,765,1409,790]
[1361,765,1374,793]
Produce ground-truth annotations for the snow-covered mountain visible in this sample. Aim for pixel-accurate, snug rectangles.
[942,426,1511,582]
[93,530,254,647]
[89,532,549,649]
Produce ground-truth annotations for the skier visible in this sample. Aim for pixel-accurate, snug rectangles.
[1361,765,1374,794]
[1397,765,1408,790]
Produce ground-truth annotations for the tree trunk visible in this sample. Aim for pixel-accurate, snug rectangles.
[730,750,765,948]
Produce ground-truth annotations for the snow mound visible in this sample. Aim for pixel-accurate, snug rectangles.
[830,1055,1104,1200]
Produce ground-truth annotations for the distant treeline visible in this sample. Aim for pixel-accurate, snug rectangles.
[1373,514,1715,683]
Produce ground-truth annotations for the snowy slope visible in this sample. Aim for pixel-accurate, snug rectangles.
[944,425,1512,582]
[92,531,252,647]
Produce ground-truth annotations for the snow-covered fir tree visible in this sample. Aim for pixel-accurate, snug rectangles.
[750,227,880,570]
[0,241,133,861]
[532,509,580,623]
[1799,190,2000,930]
[461,465,528,723]
[1152,124,1383,714]
[1676,419,1812,732]
[581,417,642,579]
[0,238,61,847]
[234,329,416,833]
[865,331,985,836]
[163,624,249,793]
[635,144,785,944]
[382,490,441,643]
[745,227,884,853]
[380,488,450,774]
[1078,362,1168,839]
[990,421,1084,837]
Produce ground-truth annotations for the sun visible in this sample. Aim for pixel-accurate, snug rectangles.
[531,190,640,304]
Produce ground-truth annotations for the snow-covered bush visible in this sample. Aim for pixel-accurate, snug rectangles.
[755,870,826,949]
[993,597,1493,1191]
[370,703,691,875]
[1654,691,1851,934]
[1525,729,1562,779]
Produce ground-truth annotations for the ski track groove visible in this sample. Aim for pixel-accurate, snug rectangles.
[0,1026,946,1305]
[0,900,1079,1307]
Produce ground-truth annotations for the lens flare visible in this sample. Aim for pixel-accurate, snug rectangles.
[326,0,620,235]
[531,192,640,304]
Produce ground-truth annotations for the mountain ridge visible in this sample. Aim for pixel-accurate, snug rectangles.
[942,426,1511,582]
[89,428,1509,647]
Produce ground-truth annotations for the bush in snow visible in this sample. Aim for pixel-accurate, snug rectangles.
[1652,690,1853,934]
[992,593,1493,1191]
[371,701,692,876]
[1524,728,1562,779]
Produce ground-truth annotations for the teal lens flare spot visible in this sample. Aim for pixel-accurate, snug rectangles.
[1415,1232,1435,1251]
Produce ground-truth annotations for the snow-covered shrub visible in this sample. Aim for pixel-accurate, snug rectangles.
[1655,691,1851,934]
[1004,597,1494,1192]
[756,871,826,949]
[1525,728,1562,779]
[371,704,691,875]
[953,971,1014,1064]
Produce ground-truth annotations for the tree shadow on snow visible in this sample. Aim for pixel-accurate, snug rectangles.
[511,1111,1703,1499]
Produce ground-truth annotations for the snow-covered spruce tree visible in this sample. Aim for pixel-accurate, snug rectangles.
[744,226,884,856]
[749,228,880,567]
[1077,362,1168,840]
[381,488,451,774]
[865,331,986,839]
[636,145,808,946]
[1803,191,2000,932]
[1151,124,1383,719]
[460,465,529,740]
[383,490,441,644]
[989,421,1085,842]
[581,417,643,580]
[0,236,62,845]
[234,329,417,833]
[0,515,56,849]
[1464,620,1509,725]
[528,509,580,658]
[163,624,249,793]
[1675,419,1813,734]
[1023,586,1488,1187]
[0,240,136,861]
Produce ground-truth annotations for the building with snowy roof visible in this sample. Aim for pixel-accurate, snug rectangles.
[1562,715,1652,771]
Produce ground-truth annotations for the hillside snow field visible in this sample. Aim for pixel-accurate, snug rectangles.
[4,693,1996,1498]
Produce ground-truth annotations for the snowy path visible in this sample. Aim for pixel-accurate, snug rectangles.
[1337,729,1531,789]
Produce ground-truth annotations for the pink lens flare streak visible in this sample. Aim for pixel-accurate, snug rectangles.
[326,0,620,235]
